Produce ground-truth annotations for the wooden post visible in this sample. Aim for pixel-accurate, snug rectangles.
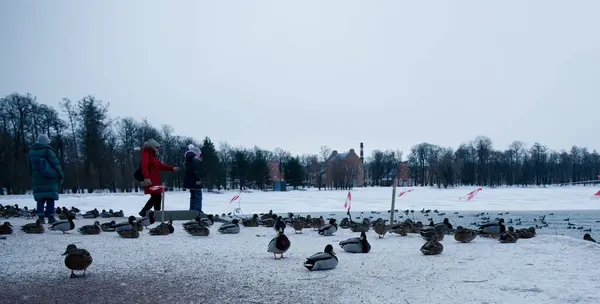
[390,178,397,224]
[161,184,165,223]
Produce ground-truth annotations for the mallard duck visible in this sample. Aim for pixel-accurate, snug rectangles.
[49,214,75,234]
[183,216,203,229]
[201,214,215,227]
[339,218,350,229]
[82,209,99,219]
[117,227,140,238]
[292,219,304,234]
[516,227,536,239]
[0,222,13,234]
[390,220,412,236]
[242,214,259,227]
[303,244,338,271]
[339,231,371,253]
[420,223,445,241]
[274,216,286,233]
[21,219,44,234]
[583,233,597,243]
[479,218,505,236]
[263,214,278,228]
[78,221,101,235]
[137,211,156,228]
[62,244,93,278]
[101,220,116,232]
[150,221,172,235]
[185,223,210,236]
[268,226,291,259]
[373,220,388,238]
[318,219,338,236]
[113,216,137,232]
[420,239,443,255]
[499,226,519,243]
[453,226,477,243]
[311,216,325,230]
[218,219,240,234]
[349,218,370,233]
[442,218,454,233]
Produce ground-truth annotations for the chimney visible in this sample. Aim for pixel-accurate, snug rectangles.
[360,142,364,162]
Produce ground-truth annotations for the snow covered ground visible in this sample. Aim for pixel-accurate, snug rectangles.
[2,186,600,303]
[3,185,600,215]
[2,217,599,304]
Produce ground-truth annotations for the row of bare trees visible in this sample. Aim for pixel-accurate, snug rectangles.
[406,136,600,188]
[2,92,599,194]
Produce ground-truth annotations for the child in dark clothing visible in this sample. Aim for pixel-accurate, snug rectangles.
[184,145,203,214]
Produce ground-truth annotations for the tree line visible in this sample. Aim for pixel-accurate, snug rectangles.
[406,137,600,188]
[1,92,599,195]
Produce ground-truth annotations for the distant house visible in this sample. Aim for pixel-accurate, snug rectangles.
[325,149,364,188]
[267,160,286,191]
[268,161,283,182]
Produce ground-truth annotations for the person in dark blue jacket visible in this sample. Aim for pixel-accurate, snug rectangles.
[183,145,203,214]
[28,134,64,224]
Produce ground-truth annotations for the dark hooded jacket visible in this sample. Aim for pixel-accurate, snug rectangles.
[28,143,64,200]
[183,151,202,189]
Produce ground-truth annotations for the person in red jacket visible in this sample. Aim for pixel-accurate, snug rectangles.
[138,139,179,216]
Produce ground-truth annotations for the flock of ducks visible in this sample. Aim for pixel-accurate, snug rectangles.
[1,203,599,277]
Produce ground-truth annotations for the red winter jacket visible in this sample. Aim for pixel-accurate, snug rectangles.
[140,147,175,194]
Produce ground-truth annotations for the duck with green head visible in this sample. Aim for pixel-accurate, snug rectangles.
[304,244,338,271]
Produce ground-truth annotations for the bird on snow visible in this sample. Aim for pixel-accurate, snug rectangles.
[318,219,338,236]
[516,227,536,239]
[62,244,93,278]
[274,216,286,233]
[100,220,116,232]
[303,244,338,271]
[117,226,140,238]
[150,221,173,236]
[292,219,305,234]
[420,237,443,255]
[185,224,210,236]
[339,231,371,253]
[49,214,76,234]
[479,218,505,237]
[0,222,13,235]
[311,216,325,230]
[453,226,478,243]
[112,216,137,232]
[78,221,101,235]
[583,233,596,243]
[498,226,519,243]
[268,226,291,260]
[21,219,45,234]
[373,219,389,238]
[420,223,446,241]
[349,218,370,233]
[218,219,240,234]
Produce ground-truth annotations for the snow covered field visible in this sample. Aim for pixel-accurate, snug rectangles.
[2,217,599,304]
[3,186,600,215]
[2,186,600,303]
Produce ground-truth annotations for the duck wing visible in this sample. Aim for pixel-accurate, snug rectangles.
[339,237,360,246]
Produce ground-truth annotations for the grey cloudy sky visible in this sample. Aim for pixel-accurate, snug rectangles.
[1,1,599,157]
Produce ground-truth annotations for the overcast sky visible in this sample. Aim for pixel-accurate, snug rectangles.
[1,1,599,157]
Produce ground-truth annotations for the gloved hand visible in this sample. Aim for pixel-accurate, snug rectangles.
[141,179,152,187]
